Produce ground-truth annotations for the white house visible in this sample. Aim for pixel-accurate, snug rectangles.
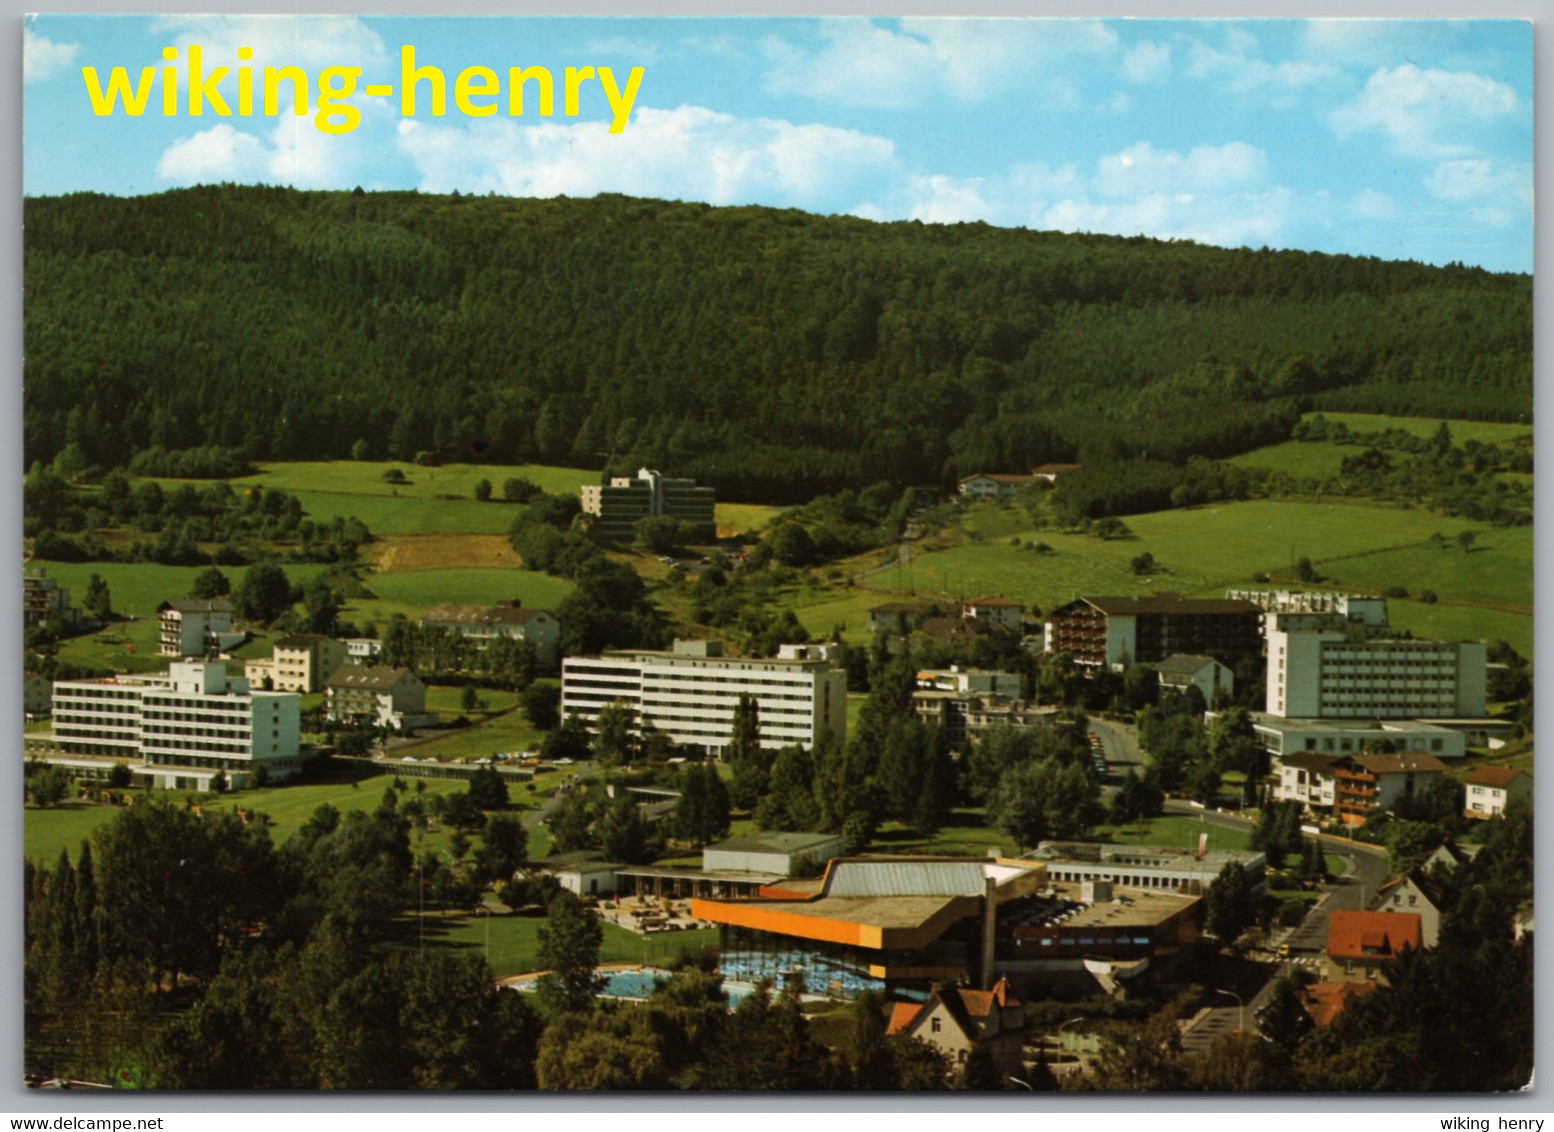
[957,473,1038,500]
[1464,766,1532,819]
[158,598,246,658]
[325,664,434,730]
[1155,654,1234,706]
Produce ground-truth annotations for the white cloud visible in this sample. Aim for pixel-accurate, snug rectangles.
[582,36,663,65]
[764,18,1117,109]
[1347,188,1397,220]
[396,104,896,211]
[1187,37,1338,100]
[1096,141,1266,200]
[1122,40,1170,83]
[1041,187,1295,249]
[157,124,271,183]
[157,93,399,189]
[24,27,79,84]
[1423,158,1531,229]
[1330,64,1519,157]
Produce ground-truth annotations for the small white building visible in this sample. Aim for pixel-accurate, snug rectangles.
[1155,654,1234,706]
[956,473,1038,500]
[158,598,246,658]
[962,595,1023,632]
[533,852,621,897]
[1464,766,1532,819]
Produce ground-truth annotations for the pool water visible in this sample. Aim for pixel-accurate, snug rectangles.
[510,967,753,1006]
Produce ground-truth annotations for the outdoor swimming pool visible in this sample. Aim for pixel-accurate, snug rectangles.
[508,967,754,1006]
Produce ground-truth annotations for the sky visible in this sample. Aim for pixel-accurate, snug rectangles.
[22,15,1534,273]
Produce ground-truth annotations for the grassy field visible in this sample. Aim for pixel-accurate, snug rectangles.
[715,502,784,538]
[398,708,550,763]
[23,774,506,865]
[28,560,227,619]
[1231,412,1533,481]
[879,498,1513,614]
[399,909,719,980]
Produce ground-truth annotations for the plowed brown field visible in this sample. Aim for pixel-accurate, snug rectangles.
[365,534,524,572]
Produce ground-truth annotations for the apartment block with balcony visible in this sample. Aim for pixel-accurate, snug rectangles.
[561,639,846,756]
[1044,594,1262,669]
[49,660,301,789]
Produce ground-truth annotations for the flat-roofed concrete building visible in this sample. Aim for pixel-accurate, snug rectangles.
[48,659,301,789]
[1226,589,1389,631]
[580,467,715,541]
[1025,841,1267,899]
[1255,714,1467,761]
[1266,629,1487,720]
[561,639,846,756]
[1045,594,1262,670]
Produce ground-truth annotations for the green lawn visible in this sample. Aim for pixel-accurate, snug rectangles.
[24,774,484,865]
[399,909,719,979]
[27,560,220,619]
[400,709,549,762]
[1230,412,1533,481]
[715,502,784,538]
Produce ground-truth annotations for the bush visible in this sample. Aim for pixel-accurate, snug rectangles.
[1418,589,1439,604]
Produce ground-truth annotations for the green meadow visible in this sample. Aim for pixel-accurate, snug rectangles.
[23,773,483,866]
[402,911,719,980]
[365,568,574,612]
[1231,412,1533,481]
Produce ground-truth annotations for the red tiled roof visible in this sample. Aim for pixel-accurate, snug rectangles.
[1326,910,1421,961]
[1466,766,1526,788]
[422,603,547,626]
[885,1002,922,1037]
[958,473,1038,485]
[954,978,1019,1017]
[1301,981,1377,1027]
[1032,464,1081,475]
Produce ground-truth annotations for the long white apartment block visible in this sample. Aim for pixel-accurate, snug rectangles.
[50,659,302,788]
[561,639,847,756]
[1266,628,1487,720]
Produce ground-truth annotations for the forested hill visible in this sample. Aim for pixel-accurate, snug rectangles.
[25,186,1531,502]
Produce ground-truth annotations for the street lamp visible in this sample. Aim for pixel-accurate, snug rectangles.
[1215,988,1245,1034]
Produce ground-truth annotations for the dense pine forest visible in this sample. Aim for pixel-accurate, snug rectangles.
[25,186,1532,503]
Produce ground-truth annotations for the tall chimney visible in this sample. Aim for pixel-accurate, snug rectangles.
[980,873,998,991]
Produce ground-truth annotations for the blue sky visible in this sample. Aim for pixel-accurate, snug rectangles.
[23,16,1534,272]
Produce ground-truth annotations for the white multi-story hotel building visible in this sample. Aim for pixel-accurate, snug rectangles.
[1266,629,1487,720]
[49,660,302,789]
[561,639,847,755]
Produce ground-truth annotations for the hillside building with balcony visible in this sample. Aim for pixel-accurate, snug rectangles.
[158,598,246,658]
[1044,594,1262,670]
